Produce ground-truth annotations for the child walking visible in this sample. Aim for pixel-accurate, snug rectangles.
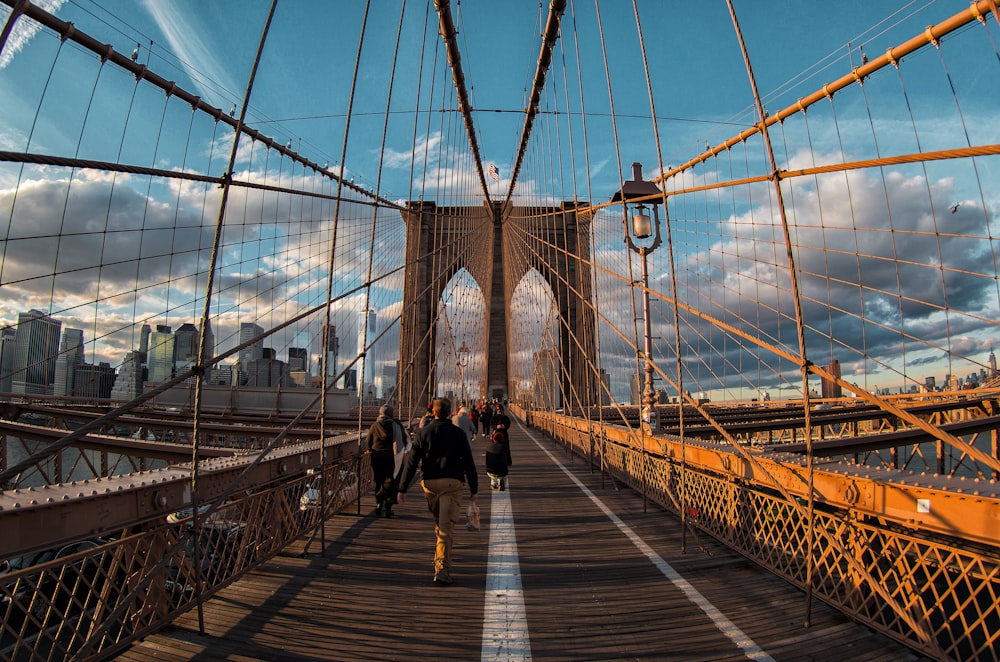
[485,425,512,490]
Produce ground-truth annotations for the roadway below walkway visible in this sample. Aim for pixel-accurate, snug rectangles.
[121,418,927,661]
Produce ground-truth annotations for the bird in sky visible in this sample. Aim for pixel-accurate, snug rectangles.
[950,203,960,214]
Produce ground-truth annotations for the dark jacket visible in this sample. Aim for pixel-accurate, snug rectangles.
[485,438,512,477]
[365,417,398,454]
[398,418,478,495]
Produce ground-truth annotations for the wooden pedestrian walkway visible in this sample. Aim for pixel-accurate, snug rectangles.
[121,419,926,661]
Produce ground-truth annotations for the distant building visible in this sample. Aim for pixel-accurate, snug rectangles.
[111,351,143,401]
[598,368,611,405]
[343,368,357,391]
[288,347,308,374]
[629,372,641,406]
[53,328,85,397]
[287,345,309,387]
[381,363,398,401]
[245,348,288,387]
[238,322,265,379]
[318,324,339,386]
[360,309,376,392]
[821,359,842,399]
[209,364,234,386]
[0,327,16,393]
[174,323,199,364]
[173,321,213,381]
[147,325,175,383]
[11,309,62,395]
[73,362,116,399]
[138,323,151,364]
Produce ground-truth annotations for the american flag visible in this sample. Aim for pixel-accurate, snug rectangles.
[488,163,499,182]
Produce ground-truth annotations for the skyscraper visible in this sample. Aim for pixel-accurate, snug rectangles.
[318,324,339,386]
[359,309,377,394]
[288,347,308,373]
[0,326,17,393]
[11,310,62,395]
[381,363,397,401]
[111,351,143,401]
[821,358,843,399]
[53,328,85,397]
[174,323,199,365]
[202,319,214,363]
[73,362,116,398]
[138,323,151,363]
[147,324,174,384]
[239,322,265,372]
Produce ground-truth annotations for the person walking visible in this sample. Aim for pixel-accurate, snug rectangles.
[365,405,408,518]
[479,403,493,436]
[397,398,479,585]
[485,426,512,491]
[493,403,511,433]
[452,405,477,445]
[468,405,479,437]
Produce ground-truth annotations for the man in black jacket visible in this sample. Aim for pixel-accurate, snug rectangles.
[397,398,479,585]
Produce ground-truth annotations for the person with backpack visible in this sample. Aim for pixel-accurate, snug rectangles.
[485,425,512,491]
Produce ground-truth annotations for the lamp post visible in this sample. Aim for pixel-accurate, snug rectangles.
[456,341,470,405]
[612,163,663,429]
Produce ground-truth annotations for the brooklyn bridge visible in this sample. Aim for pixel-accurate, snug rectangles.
[1,0,999,659]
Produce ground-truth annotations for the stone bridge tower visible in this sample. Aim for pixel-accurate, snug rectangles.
[398,200,596,416]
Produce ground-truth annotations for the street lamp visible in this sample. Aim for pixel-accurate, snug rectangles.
[611,162,663,428]
[456,341,470,405]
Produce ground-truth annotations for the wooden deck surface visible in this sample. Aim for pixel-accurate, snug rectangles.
[120,419,927,661]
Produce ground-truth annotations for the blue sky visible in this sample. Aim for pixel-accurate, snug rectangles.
[1,0,997,401]
[3,0,956,196]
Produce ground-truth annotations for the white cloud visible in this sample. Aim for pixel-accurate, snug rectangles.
[0,0,68,69]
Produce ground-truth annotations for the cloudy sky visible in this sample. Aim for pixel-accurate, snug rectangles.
[0,0,997,402]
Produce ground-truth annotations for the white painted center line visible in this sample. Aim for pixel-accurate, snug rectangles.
[524,426,775,662]
[480,485,532,661]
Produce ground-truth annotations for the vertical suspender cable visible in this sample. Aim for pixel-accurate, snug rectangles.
[193,0,279,633]
[358,0,409,446]
[322,0,372,517]
[631,0,690,551]
[725,0,817,626]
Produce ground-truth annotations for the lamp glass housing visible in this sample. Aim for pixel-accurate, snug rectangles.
[632,205,652,239]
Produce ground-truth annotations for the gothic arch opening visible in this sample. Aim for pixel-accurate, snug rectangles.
[509,269,560,409]
[435,269,487,405]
